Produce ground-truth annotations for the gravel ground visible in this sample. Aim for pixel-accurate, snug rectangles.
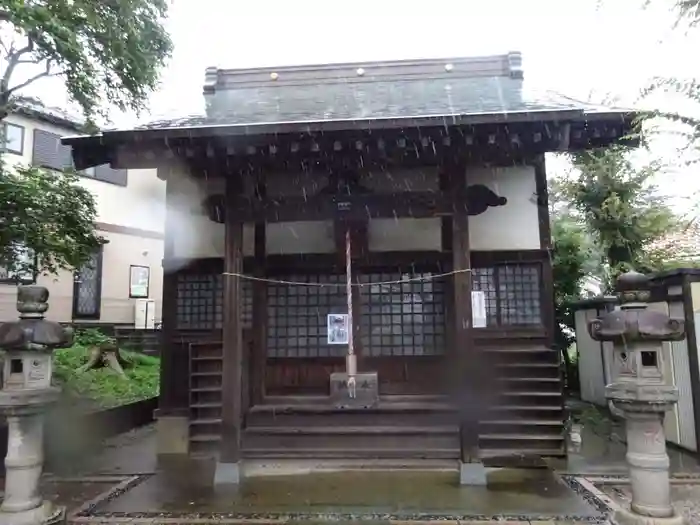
[598,483,700,525]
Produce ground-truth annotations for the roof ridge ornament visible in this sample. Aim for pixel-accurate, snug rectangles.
[203,66,218,94]
[507,51,524,80]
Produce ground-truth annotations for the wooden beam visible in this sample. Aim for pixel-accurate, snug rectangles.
[250,180,267,406]
[229,192,454,223]
[450,160,478,464]
[219,173,244,464]
[533,155,556,348]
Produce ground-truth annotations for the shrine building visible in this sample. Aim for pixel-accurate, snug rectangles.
[63,52,635,483]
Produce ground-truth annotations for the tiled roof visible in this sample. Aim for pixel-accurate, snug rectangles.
[12,96,85,132]
[135,52,631,132]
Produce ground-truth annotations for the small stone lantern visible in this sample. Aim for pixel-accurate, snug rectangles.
[588,271,685,525]
[0,286,73,525]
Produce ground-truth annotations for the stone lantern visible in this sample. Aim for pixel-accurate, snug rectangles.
[588,270,685,525]
[0,286,74,525]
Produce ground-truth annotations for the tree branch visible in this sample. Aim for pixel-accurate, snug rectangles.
[1,38,34,101]
[7,61,58,95]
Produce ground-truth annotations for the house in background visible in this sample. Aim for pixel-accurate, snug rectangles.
[0,100,165,327]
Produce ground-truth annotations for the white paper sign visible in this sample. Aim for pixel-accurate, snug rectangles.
[27,358,51,388]
[471,291,487,328]
[327,314,350,345]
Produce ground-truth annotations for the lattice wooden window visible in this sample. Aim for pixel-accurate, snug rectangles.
[359,272,446,356]
[471,263,542,327]
[267,274,347,358]
[176,273,252,330]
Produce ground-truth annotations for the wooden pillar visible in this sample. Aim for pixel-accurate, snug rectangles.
[155,170,191,455]
[250,218,267,405]
[450,161,486,484]
[534,155,555,346]
[216,172,244,484]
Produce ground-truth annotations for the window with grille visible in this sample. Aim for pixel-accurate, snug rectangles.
[267,274,347,358]
[359,272,446,356]
[176,274,252,330]
[471,263,542,327]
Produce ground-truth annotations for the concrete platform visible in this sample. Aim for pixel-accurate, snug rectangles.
[9,422,700,524]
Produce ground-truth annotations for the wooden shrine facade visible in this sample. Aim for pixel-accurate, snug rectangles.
[65,90,635,467]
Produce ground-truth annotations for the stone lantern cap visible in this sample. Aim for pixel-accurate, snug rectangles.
[588,270,685,344]
[0,286,73,352]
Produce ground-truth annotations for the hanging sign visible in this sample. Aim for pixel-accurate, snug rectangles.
[471,290,487,328]
[327,314,350,345]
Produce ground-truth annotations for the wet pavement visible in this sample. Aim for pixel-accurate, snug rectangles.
[550,421,700,475]
[3,417,696,523]
[97,469,599,518]
[597,480,700,525]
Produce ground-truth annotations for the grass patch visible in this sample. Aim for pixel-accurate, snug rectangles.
[53,345,160,409]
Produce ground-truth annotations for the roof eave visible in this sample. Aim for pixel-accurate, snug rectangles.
[63,107,635,148]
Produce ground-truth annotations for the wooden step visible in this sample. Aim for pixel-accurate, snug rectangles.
[190,418,222,425]
[242,426,459,450]
[242,448,460,459]
[496,363,560,368]
[190,402,222,409]
[480,420,563,435]
[246,425,458,435]
[480,448,565,460]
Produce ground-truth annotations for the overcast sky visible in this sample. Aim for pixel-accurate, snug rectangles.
[13,0,700,211]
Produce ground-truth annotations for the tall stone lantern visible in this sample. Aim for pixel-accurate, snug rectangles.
[0,286,73,525]
[588,271,685,525]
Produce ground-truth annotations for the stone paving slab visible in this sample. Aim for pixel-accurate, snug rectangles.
[585,474,700,525]
[59,470,611,524]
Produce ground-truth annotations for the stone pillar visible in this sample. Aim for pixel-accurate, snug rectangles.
[0,286,73,525]
[588,271,685,525]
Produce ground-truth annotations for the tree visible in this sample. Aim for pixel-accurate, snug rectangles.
[0,0,173,125]
[551,216,589,392]
[561,146,678,286]
[0,164,104,277]
[549,145,687,394]
[0,0,173,277]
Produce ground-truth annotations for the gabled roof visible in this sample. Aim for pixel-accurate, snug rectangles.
[172,51,619,131]
[63,51,636,152]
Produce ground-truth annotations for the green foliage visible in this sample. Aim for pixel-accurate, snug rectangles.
[0,164,105,276]
[73,327,115,348]
[552,218,589,346]
[53,344,160,408]
[561,146,678,285]
[551,217,589,391]
[0,0,173,124]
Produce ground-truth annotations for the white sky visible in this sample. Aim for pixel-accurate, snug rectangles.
[12,0,700,212]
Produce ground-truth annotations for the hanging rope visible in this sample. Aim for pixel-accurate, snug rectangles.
[345,229,357,399]
[221,268,472,287]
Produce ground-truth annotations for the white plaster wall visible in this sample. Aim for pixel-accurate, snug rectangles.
[362,167,439,193]
[266,221,335,254]
[467,165,540,251]
[369,218,442,252]
[168,164,543,257]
